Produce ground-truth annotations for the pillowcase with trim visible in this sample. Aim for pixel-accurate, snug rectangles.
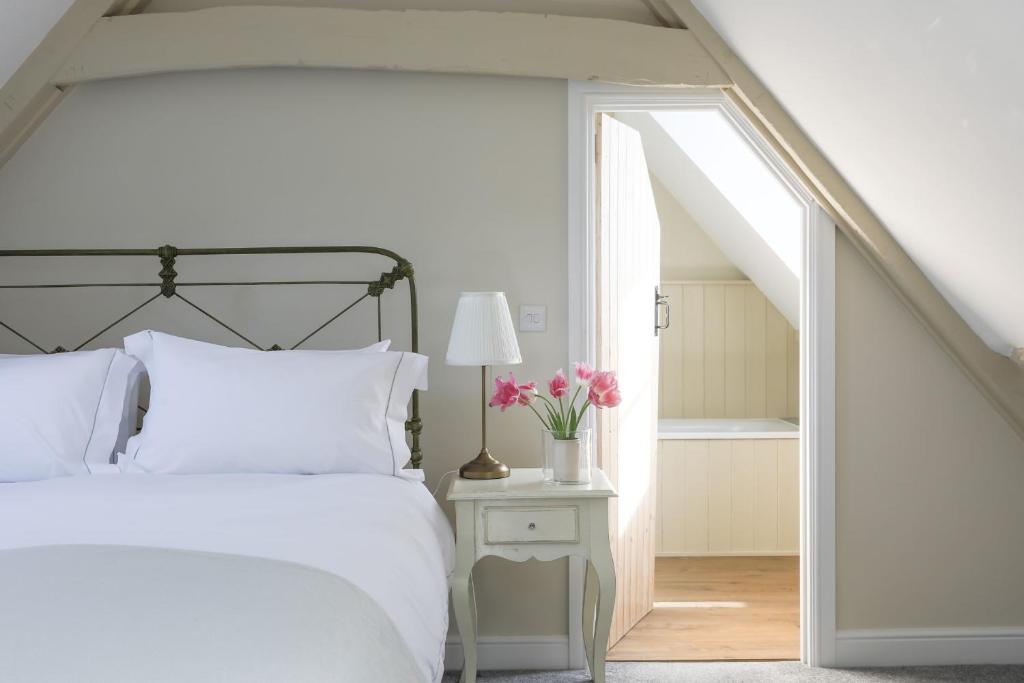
[0,349,143,482]
[122,331,425,476]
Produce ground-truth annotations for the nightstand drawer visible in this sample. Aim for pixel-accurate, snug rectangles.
[483,505,579,544]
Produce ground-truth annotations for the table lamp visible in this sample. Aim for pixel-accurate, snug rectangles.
[446,291,521,479]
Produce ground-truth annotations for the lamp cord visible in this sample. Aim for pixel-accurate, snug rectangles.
[431,470,459,498]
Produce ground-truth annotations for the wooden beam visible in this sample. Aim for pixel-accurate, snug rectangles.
[665,0,1024,440]
[0,0,132,168]
[639,0,685,29]
[52,7,729,87]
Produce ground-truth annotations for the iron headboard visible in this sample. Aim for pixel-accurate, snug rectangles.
[0,245,423,469]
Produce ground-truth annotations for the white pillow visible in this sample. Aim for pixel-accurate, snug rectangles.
[123,334,390,370]
[118,334,388,465]
[122,331,426,476]
[0,349,144,482]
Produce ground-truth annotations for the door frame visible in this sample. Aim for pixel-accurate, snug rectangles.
[566,81,837,667]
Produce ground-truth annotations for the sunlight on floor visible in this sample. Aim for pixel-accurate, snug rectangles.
[653,601,749,609]
[608,556,800,662]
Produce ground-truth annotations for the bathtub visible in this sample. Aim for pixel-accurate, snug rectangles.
[658,417,798,440]
[657,417,799,556]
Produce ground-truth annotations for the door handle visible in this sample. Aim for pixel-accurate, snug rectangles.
[655,287,670,336]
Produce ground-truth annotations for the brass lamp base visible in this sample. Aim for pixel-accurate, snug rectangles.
[459,448,510,480]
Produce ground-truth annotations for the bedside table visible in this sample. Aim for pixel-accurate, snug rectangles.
[447,467,617,683]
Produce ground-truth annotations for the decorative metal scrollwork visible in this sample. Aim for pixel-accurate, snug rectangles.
[367,260,414,297]
[158,244,178,298]
[405,416,423,469]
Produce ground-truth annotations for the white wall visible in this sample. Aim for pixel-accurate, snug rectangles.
[0,68,569,637]
[836,233,1024,629]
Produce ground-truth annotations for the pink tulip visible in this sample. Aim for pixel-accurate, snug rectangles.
[489,374,539,411]
[574,361,595,385]
[489,373,522,412]
[588,370,621,408]
[517,381,538,406]
[548,369,569,398]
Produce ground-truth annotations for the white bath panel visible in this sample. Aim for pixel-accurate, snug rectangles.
[656,437,799,556]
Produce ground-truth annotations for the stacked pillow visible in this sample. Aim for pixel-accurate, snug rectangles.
[0,349,142,481]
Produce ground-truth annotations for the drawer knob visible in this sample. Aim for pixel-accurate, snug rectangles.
[528,522,537,530]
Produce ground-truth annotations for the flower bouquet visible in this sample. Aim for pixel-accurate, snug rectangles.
[489,362,621,483]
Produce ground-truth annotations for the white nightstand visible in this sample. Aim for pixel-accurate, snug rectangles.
[447,467,617,683]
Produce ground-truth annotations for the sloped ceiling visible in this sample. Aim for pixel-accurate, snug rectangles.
[691,0,1024,356]
[0,0,75,86]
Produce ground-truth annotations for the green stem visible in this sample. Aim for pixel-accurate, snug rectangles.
[537,394,560,417]
[527,403,550,430]
[575,399,591,429]
[541,400,562,433]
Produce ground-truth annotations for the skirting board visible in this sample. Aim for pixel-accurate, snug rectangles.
[444,635,570,672]
[836,628,1024,666]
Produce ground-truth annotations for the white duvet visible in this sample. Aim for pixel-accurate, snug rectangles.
[0,473,455,683]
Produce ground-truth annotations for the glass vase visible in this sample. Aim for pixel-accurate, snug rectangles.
[542,428,592,485]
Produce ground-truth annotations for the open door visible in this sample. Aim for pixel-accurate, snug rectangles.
[595,113,661,645]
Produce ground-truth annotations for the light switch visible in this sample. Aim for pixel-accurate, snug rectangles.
[519,305,547,332]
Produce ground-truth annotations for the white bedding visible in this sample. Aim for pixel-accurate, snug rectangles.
[0,472,455,683]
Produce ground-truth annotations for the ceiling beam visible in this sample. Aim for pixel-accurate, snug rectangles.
[665,0,1024,441]
[52,7,729,88]
[638,0,685,29]
[0,0,128,168]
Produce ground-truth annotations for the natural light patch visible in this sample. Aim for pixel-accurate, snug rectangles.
[654,601,748,609]
[650,110,803,275]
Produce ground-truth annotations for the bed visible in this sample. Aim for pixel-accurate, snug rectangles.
[0,246,454,683]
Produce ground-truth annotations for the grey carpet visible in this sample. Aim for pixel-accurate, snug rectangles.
[442,662,1024,682]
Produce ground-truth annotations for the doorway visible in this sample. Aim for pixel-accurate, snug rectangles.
[566,83,837,668]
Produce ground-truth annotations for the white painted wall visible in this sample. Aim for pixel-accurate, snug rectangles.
[1,66,1023,643]
[0,0,74,87]
[692,0,1024,356]
[836,233,1024,630]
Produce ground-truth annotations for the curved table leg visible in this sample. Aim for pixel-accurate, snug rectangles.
[452,502,478,683]
[582,559,597,676]
[588,546,616,683]
[452,569,477,683]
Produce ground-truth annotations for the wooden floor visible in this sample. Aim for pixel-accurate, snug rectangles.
[607,556,799,662]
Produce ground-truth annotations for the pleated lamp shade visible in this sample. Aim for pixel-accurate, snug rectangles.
[445,292,522,366]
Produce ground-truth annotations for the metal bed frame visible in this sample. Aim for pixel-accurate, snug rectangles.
[0,245,423,469]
